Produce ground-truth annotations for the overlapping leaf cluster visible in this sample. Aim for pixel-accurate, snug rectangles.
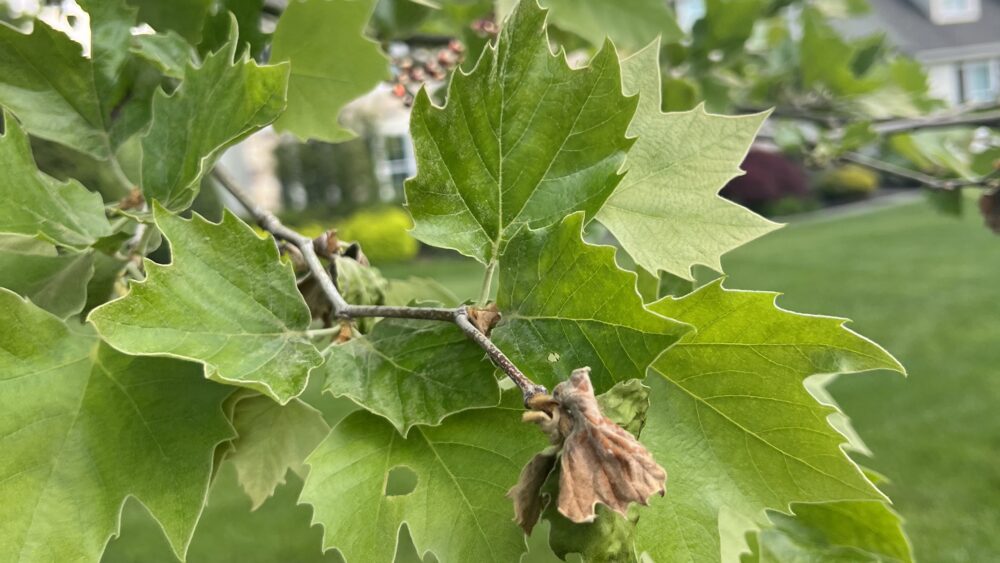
[0,1,910,562]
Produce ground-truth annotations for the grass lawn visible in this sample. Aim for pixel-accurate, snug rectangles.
[379,198,1000,562]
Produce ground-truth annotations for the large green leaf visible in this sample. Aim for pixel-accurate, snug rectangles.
[224,394,330,509]
[0,235,94,319]
[271,0,390,143]
[634,280,905,561]
[140,28,288,210]
[323,317,501,434]
[596,43,779,280]
[0,117,113,248]
[538,0,683,52]
[0,20,110,158]
[126,0,213,43]
[0,289,233,563]
[302,390,547,563]
[745,500,912,563]
[492,213,690,393]
[78,0,137,109]
[89,206,323,404]
[405,0,637,265]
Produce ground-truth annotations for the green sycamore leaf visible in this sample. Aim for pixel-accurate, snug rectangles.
[322,317,501,434]
[634,280,905,562]
[0,117,113,248]
[538,0,684,52]
[271,0,391,143]
[745,500,912,563]
[301,389,547,563]
[405,0,637,265]
[492,213,691,393]
[224,394,330,509]
[140,26,288,210]
[0,20,112,158]
[0,289,233,563]
[596,42,779,281]
[88,205,324,404]
[130,31,198,79]
[0,235,94,319]
[126,0,214,43]
[77,0,137,108]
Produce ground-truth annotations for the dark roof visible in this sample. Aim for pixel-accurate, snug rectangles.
[835,0,1000,61]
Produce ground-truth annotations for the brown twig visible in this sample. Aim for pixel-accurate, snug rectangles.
[211,168,547,403]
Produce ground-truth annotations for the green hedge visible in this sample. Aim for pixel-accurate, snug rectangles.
[336,207,419,264]
[816,164,879,200]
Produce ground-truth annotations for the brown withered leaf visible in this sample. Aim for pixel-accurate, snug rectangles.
[554,368,665,523]
[509,367,666,531]
[467,303,501,335]
[507,448,558,535]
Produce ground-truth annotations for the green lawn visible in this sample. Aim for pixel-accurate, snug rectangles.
[380,198,1000,562]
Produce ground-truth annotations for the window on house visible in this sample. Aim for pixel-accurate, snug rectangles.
[962,60,998,104]
[381,135,415,201]
[674,0,705,33]
[934,0,980,23]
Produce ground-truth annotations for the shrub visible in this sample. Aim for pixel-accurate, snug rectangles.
[816,164,879,201]
[720,149,809,212]
[336,207,419,263]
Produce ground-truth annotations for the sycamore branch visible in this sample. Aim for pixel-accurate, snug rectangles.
[211,168,547,403]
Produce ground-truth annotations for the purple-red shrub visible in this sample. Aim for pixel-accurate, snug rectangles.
[721,149,809,211]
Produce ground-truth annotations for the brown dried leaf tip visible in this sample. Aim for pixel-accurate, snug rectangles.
[467,303,501,336]
[508,367,666,532]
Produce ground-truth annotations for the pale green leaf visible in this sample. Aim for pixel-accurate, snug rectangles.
[0,117,113,248]
[271,0,390,143]
[384,276,460,307]
[140,28,288,210]
[634,280,905,561]
[225,395,330,509]
[596,42,779,280]
[89,205,323,404]
[0,20,111,158]
[745,501,912,563]
[0,290,233,563]
[0,235,94,318]
[302,390,547,563]
[323,317,501,434]
[492,213,691,393]
[405,0,637,265]
[538,0,683,52]
[130,31,197,79]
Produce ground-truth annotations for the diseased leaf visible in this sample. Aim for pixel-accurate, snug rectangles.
[492,213,691,393]
[0,290,233,563]
[0,117,113,248]
[89,205,323,404]
[745,500,912,563]
[322,317,501,434]
[140,26,288,210]
[539,0,683,52]
[302,390,547,563]
[0,235,94,318]
[635,280,905,561]
[224,395,330,509]
[405,0,637,264]
[596,42,779,280]
[271,0,390,143]
[0,20,110,158]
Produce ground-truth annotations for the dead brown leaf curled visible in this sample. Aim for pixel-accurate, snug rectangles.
[467,303,501,335]
[508,367,666,531]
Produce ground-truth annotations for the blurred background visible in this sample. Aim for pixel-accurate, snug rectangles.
[3,0,1000,561]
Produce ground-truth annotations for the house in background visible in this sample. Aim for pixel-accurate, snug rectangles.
[839,0,1000,105]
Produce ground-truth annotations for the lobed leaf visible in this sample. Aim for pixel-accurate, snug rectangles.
[492,213,691,393]
[322,317,501,435]
[301,390,547,563]
[596,42,779,280]
[0,235,94,319]
[89,205,323,404]
[0,290,233,563]
[140,26,288,210]
[538,0,684,52]
[0,117,113,249]
[271,0,391,143]
[635,279,905,561]
[405,0,637,265]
